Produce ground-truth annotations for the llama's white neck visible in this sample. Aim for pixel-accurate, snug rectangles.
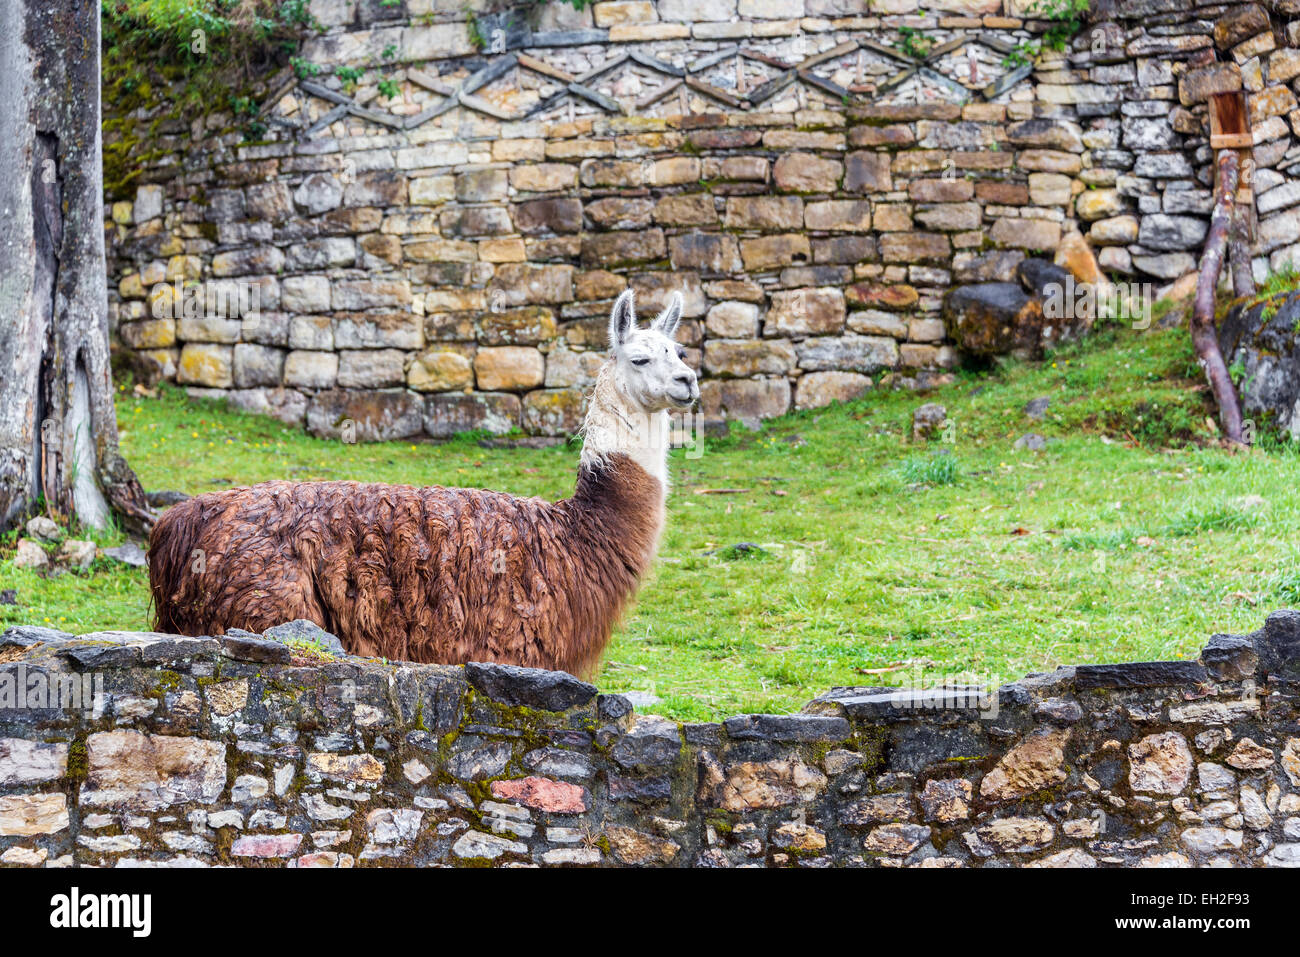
[579,364,671,494]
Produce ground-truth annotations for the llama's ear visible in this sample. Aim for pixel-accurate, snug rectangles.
[609,289,636,350]
[652,292,683,340]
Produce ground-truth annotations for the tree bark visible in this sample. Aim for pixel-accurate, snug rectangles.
[1228,154,1257,299]
[0,0,151,534]
[1229,206,1257,300]
[1191,151,1247,446]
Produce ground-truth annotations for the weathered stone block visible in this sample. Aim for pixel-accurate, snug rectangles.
[795,334,898,373]
[523,388,587,435]
[670,233,742,273]
[703,339,797,377]
[331,279,412,310]
[724,196,805,230]
[338,349,407,388]
[844,151,892,192]
[700,378,791,427]
[232,343,286,389]
[334,312,425,350]
[765,287,846,336]
[284,350,340,390]
[773,152,843,193]
[794,370,871,409]
[474,347,545,391]
[306,389,424,441]
[514,197,584,234]
[424,392,520,437]
[740,234,811,271]
[81,731,226,811]
[805,200,872,232]
[177,344,234,388]
[880,232,949,264]
[581,229,667,267]
[491,264,574,306]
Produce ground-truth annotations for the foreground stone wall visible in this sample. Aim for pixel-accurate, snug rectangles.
[106,0,1300,437]
[2,611,1299,867]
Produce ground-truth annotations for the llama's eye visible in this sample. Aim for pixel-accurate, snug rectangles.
[631,357,649,366]
[677,349,686,360]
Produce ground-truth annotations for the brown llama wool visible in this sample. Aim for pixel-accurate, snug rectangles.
[149,290,698,677]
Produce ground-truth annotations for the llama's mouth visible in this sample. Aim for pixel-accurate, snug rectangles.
[669,389,698,408]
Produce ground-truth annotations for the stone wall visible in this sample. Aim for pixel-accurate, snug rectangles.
[105,0,1300,438]
[1,612,1299,867]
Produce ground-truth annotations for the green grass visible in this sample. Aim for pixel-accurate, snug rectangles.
[4,323,1300,720]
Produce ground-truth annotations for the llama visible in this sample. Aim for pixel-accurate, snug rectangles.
[148,290,698,678]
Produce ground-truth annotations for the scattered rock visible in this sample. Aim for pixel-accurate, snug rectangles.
[1014,433,1047,451]
[13,540,49,569]
[25,517,61,543]
[911,402,948,441]
[0,590,15,606]
[708,542,770,561]
[101,542,148,568]
[264,619,346,655]
[58,540,97,570]
[1023,397,1051,421]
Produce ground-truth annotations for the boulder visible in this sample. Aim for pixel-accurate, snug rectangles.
[1218,292,1300,439]
[25,517,61,543]
[305,389,424,442]
[911,403,948,441]
[1016,258,1073,299]
[58,540,97,570]
[13,540,48,569]
[942,283,1045,359]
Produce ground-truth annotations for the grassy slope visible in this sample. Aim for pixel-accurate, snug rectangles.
[3,322,1298,720]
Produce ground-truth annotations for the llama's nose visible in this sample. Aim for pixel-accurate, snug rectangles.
[676,372,697,392]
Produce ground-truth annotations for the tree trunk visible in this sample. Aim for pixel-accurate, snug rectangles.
[1191,151,1246,446]
[0,0,151,534]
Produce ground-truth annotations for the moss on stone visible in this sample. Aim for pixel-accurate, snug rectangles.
[65,738,89,783]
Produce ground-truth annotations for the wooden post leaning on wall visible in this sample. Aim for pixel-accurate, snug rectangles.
[1192,150,1247,445]
[1209,91,1258,299]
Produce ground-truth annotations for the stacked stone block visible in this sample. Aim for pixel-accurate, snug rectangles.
[105,0,1300,438]
[1,611,1299,867]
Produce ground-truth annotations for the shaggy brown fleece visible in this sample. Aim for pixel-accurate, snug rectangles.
[148,454,662,677]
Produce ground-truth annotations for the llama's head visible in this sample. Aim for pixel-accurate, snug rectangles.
[607,289,698,413]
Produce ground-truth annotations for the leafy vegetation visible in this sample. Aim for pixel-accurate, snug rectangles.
[897,26,934,61]
[103,0,317,104]
[1001,0,1091,68]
